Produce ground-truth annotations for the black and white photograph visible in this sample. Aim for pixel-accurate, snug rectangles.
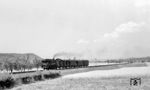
[0,0,150,90]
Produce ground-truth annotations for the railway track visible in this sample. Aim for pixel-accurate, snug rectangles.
[11,63,128,74]
[88,63,128,68]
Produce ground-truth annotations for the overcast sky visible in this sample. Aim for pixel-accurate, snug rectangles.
[0,0,150,59]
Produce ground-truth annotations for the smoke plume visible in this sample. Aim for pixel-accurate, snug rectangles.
[53,52,83,59]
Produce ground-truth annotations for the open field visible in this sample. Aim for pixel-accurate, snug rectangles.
[63,66,150,78]
[48,62,147,76]
[11,75,150,90]
[10,62,150,90]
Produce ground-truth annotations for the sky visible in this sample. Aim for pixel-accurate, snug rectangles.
[0,0,150,59]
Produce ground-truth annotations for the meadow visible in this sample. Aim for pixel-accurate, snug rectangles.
[11,73,150,90]
[11,62,150,90]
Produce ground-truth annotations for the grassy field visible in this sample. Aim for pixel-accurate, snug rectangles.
[10,62,150,90]
[11,75,150,90]
[56,62,147,76]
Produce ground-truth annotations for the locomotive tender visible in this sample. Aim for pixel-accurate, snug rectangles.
[41,58,89,69]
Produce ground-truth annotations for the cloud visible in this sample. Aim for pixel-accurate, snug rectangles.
[77,39,89,44]
[103,22,145,38]
[134,0,150,13]
[134,0,150,8]
[85,21,150,59]
[101,21,150,58]
[72,21,150,59]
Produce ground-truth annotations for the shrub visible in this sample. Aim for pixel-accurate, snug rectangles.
[33,75,42,81]
[43,73,60,79]
[0,71,61,89]
[21,76,32,84]
[0,76,15,89]
[48,73,60,78]
[43,74,50,79]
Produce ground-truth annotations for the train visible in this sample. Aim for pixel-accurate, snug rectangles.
[41,58,89,70]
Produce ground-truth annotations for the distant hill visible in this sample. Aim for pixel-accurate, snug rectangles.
[90,56,150,64]
[0,53,43,71]
[0,53,43,63]
[103,56,150,63]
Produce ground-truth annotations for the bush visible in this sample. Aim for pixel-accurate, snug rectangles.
[43,73,60,79]
[43,74,50,79]
[33,75,42,81]
[48,73,60,78]
[0,76,15,89]
[0,71,61,89]
[21,76,32,84]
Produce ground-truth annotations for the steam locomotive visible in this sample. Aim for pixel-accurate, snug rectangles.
[41,58,89,70]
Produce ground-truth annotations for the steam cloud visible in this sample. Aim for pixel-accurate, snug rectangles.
[53,52,83,59]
